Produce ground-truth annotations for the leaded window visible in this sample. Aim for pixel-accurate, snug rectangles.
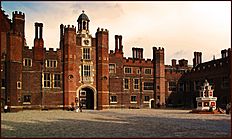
[54,74,61,88]
[44,73,51,88]
[83,48,90,60]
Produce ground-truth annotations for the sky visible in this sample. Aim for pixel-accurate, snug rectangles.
[1,1,231,65]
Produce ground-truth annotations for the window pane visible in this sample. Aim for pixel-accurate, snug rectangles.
[145,69,151,74]
[124,79,129,89]
[134,79,139,89]
[144,82,153,90]
[44,73,51,88]
[125,67,132,74]
[109,64,115,74]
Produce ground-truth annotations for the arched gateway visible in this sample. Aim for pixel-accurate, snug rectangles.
[76,85,97,110]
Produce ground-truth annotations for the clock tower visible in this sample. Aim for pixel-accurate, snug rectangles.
[75,10,97,109]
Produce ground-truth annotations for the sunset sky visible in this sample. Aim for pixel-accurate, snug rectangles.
[2,1,231,65]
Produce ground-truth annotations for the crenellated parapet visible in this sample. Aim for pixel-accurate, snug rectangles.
[123,57,153,65]
[11,11,25,35]
[97,27,109,35]
[153,46,164,52]
[12,11,25,20]
[64,25,76,32]
[1,9,11,23]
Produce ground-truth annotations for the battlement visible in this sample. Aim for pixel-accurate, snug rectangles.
[64,25,76,32]
[25,45,61,53]
[123,57,153,65]
[97,27,109,33]
[153,46,164,52]
[1,9,11,21]
[45,47,60,53]
[12,11,25,19]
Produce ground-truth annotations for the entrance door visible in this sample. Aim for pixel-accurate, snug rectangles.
[151,100,155,108]
[80,88,94,109]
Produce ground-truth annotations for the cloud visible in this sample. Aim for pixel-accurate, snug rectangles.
[173,50,185,57]
[2,1,231,65]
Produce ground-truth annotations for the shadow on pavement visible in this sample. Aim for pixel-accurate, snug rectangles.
[1,112,231,138]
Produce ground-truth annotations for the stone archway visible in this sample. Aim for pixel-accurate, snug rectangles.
[76,85,97,110]
[149,99,155,108]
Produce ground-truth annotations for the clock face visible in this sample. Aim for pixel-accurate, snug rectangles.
[82,38,91,46]
[84,39,89,45]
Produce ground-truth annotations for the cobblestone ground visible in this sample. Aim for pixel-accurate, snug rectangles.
[1,109,231,138]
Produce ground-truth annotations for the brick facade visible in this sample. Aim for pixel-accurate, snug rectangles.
[1,8,230,111]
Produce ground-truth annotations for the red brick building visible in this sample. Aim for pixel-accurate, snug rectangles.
[1,9,230,111]
[178,49,231,108]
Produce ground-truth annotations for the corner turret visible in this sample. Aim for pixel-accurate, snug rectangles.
[12,11,25,35]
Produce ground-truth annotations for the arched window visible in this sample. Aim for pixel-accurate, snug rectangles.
[83,21,86,30]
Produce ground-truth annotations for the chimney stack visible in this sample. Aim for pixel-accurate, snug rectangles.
[172,59,176,67]
[115,35,118,52]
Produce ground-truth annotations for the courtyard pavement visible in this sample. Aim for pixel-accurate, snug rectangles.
[1,109,231,138]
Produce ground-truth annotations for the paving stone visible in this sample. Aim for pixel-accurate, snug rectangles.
[1,109,231,138]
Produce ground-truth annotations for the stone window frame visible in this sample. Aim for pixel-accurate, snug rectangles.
[136,69,141,74]
[109,63,116,74]
[17,81,22,89]
[82,47,91,60]
[124,67,132,74]
[53,74,61,88]
[45,60,57,68]
[130,95,137,103]
[83,65,91,77]
[23,58,32,67]
[133,78,139,90]
[124,78,130,90]
[144,68,152,75]
[110,96,117,103]
[43,72,51,88]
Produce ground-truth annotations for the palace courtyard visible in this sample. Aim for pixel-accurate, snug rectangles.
[1,109,231,138]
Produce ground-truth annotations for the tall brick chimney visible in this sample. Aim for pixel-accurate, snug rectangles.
[221,49,229,58]
[115,35,118,52]
[33,22,44,61]
[193,52,202,67]
[118,35,123,52]
[132,48,143,59]
[172,59,176,67]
